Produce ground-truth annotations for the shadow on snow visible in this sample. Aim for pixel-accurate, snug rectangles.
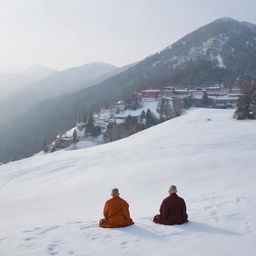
[178,221,241,236]
[119,225,166,241]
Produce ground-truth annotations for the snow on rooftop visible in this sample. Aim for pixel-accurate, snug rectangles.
[142,89,161,92]
[115,100,125,105]
[175,89,187,92]
[207,87,221,89]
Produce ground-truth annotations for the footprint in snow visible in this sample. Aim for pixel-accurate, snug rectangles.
[225,213,243,221]
[38,225,59,235]
[67,221,83,225]
[24,237,34,241]
[47,242,59,256]
[209,210,220,222]
[22,227,41,233]
[80,225,87,230]
[243,221,256,234]
[79,223,98,230]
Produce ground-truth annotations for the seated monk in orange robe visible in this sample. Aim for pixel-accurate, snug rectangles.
[99,188,134,228]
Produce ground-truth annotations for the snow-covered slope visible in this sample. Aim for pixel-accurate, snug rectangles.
[0,109,255,256]
[3,18,256,165]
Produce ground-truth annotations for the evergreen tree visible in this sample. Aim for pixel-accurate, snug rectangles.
[72,129,79,144]
[86,113,95,134]
[250,91,256,119]
[126,114,133,125]
[85,113,102,137]
[146,109,158,127]
[141,110,146,119]
[239,75,255,95]
[234,75,256,119]
[91,126,101,137]
[234,95,251,119]
[202,91,209,106]
[140,110,146,125]
[183,96,193,109]
[42,141,48,153]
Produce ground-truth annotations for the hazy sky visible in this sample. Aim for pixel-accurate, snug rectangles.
[0,0,256,73]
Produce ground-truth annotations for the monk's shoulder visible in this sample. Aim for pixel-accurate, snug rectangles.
[163,195,171,202]
[177,196,185,203]
[106,198,114,205]
[119,197,129,205]
[177,195,184,200]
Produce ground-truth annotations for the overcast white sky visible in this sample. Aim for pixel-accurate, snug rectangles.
[0,0,255,73]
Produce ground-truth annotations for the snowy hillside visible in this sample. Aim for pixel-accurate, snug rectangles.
[147,17,256,84]
[2,17,256,165]
[0,109,255,256]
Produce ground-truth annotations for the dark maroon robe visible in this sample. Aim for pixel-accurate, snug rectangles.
[153,193,188,225]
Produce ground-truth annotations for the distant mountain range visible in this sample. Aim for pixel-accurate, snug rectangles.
[20,64,58,81]
[1,17,256,164]
[0,65,57,102]
[0,62,118,126]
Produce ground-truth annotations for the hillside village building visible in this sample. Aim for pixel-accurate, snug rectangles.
[141,89,161,101]
[45,84,242,153]
[206,87,230,96]
[114,100,126,112]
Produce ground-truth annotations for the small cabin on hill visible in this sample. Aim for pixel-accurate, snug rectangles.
[206,87,229,96]
[229,88,242,97]
[162,87,175,97]
[173,89,189,98]
[114,100,126,113]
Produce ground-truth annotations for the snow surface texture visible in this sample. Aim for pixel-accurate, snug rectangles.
[0,109,255,256]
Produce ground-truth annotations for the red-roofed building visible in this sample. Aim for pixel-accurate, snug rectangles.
[142,89,161,101]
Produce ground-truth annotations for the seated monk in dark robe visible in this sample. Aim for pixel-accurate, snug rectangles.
[99,188,134,228]
[153,185,188,225]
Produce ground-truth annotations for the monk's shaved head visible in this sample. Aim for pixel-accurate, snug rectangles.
[169,185,177,194]
[111,188,119,197]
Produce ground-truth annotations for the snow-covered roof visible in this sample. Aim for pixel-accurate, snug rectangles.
[209,95,239,100]
[207,87,222,90]
[114,100,125,105]
[142,89,161,92]
[175,89,188,92]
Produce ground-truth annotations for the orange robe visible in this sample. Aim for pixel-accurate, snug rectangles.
[99,196,134,228]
